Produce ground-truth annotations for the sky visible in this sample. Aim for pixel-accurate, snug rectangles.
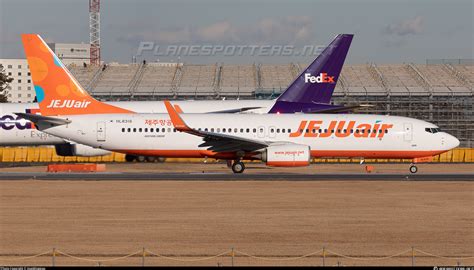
[0,0,472,64]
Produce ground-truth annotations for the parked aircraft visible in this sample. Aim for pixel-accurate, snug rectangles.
[1,34,354,162]
[17,35,459,173]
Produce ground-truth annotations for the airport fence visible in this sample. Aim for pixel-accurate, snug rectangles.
[0,247,473,266]
[0,147,473,163]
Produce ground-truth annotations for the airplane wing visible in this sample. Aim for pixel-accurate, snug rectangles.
[308,104,373,113]
[164,101,268,153]
[206,107,263,114]
[15,113,71,129]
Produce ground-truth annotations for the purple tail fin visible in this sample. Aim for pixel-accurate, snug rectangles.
[269,34,353,113]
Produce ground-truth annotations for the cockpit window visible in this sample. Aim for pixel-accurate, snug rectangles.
[425,127,441,133]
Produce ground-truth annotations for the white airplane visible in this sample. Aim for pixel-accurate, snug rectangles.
[1,34,355,161]
[17,35,460,173]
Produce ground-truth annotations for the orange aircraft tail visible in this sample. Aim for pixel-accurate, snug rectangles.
[22,34,132,116]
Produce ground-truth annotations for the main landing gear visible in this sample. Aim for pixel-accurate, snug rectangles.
[409,164,418,174]
[231,160,245,174]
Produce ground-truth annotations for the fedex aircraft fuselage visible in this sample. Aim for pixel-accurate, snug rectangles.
[37,113,459,160]
[0,100,272,145]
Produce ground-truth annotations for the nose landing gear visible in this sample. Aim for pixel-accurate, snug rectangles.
[409,164,418,174]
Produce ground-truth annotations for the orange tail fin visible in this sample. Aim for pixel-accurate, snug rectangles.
[22,34,132,116]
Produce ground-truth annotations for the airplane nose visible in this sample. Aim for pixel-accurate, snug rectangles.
[447,134,460,149]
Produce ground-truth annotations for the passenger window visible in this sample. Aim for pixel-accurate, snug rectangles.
[167,128,171,132]
[288,129,291,133]
[150,128,154,132]
[385,129,388,133]
[211,128,215,132]
[127,128,131,132]
[217,128,220,133]
[144,128,148,132]
[121,128,125,132]
[139,128,142,132]
[253,128,257,133]
[223,128,226,133]
[173,128,177,132]
[234,128,238,133]
[240,128,244,133]
[162,128,165,132]
[246,128,250,133]
[271,128,274,133]
[277,129,280,133]
[133,128,137,132]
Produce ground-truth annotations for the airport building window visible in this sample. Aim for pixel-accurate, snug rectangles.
[18,65,21,68]
[7,65,12,68]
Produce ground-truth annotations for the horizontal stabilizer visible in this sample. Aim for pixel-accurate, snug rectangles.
[15,113,71,129]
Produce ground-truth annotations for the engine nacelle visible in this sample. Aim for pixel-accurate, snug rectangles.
[261,144,311,167]
[55,143,111,157]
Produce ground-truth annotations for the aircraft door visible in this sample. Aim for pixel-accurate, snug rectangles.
[97,121,106,142]
[257,126,265,138]
[403,123,413,142]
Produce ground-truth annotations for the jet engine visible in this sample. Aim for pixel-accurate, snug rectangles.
[260,144,311,167]
[55,143,111,157]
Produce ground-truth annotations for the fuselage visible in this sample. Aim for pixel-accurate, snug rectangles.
[0,100,274,146]
[38,113,460,160]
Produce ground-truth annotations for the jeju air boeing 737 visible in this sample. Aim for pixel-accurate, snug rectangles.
[17,34,459,173]
[1,33,355,160]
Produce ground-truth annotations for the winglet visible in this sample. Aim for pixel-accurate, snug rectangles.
[164,100,191,131]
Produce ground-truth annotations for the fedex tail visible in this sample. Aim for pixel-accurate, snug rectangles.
[270,34,353,113]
